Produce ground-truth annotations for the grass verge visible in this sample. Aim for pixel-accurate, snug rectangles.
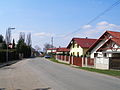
[75,67,120,77]
[48,58,70,65]
[48,58,120,77]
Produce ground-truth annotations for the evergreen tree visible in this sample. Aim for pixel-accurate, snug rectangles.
[0,35,3,43]
[12,39,15,49]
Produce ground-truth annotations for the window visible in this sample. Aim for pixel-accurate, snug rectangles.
[77,44,79,48]
[104,53,107,57]
[94,53,98,57]
[77,52,79,57]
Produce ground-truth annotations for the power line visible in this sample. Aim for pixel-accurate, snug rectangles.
[64,0,120,37]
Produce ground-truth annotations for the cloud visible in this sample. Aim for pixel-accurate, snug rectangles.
[82,25,92,29]
[97,21,109,26]
[77,21,120,38]
[34,32,54,37]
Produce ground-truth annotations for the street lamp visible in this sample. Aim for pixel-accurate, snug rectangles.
[6,27,15,62]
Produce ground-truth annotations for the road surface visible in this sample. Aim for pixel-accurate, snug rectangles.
[0,57,120,90]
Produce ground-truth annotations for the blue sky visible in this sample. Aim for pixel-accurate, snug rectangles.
[0,0,120,49]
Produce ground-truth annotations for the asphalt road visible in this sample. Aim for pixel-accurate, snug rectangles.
[0,57,120,90]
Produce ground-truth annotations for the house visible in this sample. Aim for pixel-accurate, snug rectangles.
[56,48,70,55]
[56,47,70,62]
[87,31,120,70]
[67,38,97,57]
[46,48,57,54]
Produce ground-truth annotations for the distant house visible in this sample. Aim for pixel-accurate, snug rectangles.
[56,48,70,55]
[87,31,120,69]
[46,48,57,54]
[67,38,97,57]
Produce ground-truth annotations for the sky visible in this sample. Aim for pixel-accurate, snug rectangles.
[0,0,120,50]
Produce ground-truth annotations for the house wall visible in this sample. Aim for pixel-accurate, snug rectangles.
[83,48,88,55]
[47,49,56,54]
[70,43,83,56]
[90,40,106,58]
[106,44,120,52]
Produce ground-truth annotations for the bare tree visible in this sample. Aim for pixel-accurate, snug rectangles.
[19,32,25,41]
[34,45,41,51]
[26,33,32,46]
[44,43,55,52]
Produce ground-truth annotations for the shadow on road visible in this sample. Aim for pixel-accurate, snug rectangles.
[0,87,51,90]
[0,60,22,68]
[0,88,5,90]
[33,87,51,90]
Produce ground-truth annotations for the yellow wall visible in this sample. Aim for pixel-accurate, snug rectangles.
[70,43,83,56]
[83,48,88,55]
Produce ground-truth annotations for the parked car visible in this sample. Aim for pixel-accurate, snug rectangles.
[44,54,51,58]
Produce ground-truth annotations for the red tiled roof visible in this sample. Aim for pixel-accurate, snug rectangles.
[67,38,97,48]
[57,48,70,52]
[47,48,57,50]
[107,31,120,39]
[87,30,120,52]
[111,38,120,46]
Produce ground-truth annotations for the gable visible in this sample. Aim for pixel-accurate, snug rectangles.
[97,38,120,52]
[87,31,120,52]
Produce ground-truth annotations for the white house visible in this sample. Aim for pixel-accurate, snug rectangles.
[87,31,120,70]
[46,48,57,54]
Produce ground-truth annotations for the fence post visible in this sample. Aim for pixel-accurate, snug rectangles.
[82,57,84,67]
[56,54,57,60]
[85,57,88,67]
[69,56,70,64]
[72,56,74,65]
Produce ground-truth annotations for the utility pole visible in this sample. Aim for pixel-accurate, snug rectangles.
[51,37,53,54]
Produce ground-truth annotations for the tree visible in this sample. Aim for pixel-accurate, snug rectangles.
[12,39,15,49]
[34,45,41,52]
[26,33,32,46]
[0,35,3,43]
[43,43,55,52]
[19,32,25,42]
[5,29,11,44]
[16,32,32,58]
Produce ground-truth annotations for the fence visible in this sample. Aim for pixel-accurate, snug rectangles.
[0,50,19,63]
[56,55,94,67]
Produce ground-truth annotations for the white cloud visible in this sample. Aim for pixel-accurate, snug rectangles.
[77,21,120,38]
[34,32,54,37]
[82,25,92,29]
[97,21,109,26]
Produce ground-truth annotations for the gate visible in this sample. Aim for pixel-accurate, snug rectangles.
[109,57,120,69]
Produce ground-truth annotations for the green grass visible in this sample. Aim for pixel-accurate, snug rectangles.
[48,58,70,65]
[48,58,120,77]
[75,67,120,76]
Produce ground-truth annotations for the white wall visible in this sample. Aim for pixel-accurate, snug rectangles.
[95,57,109,69]
[90,40,107,58]
[47,49,56,54]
